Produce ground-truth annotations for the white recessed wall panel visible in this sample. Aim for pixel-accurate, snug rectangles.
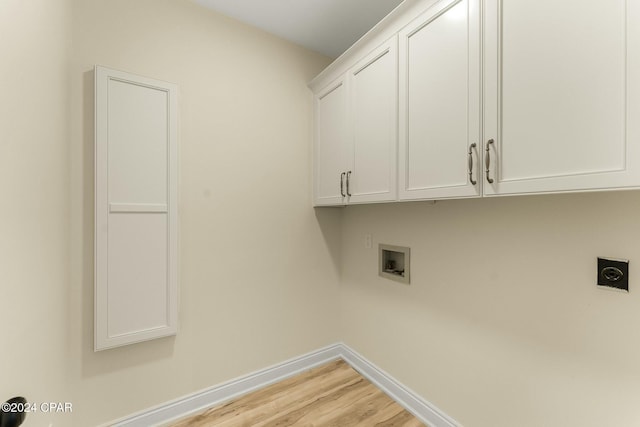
[501,0,624,180]
[107,213,169,337]
[407,3,468,189]
[107,79,168,205]
[95,66,178,351]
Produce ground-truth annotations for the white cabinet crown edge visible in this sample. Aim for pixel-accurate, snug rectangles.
[309,0,441,92]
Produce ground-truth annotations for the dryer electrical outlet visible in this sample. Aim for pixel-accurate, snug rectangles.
[597,257,629,292]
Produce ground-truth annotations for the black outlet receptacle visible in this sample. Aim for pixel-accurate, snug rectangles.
[597,257,629,291]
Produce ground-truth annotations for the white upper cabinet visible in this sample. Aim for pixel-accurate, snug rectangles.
[483,0,640,195]
[313,38,398,206]
[399,0,481,200]
[311,0,640,205]
[314,76,349,206]
[348,37,398,204]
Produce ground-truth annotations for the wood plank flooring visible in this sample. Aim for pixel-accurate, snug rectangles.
[170,359,426,427]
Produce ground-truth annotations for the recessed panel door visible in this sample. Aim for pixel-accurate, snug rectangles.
[314,77,348,206]
[484,0,640,195]
[348,37,398,204]
[399,0,481,200]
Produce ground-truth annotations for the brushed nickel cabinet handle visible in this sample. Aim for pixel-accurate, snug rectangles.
[340,172,346,197]
[468,143,477,185]
[485,139,495,184]
[346,171,352,197]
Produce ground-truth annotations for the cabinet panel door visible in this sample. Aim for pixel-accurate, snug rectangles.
[484,0,640,195]
[348,38,398,204]
[314,77,348,206]
[95,66,178,350]
[398,0,481,200]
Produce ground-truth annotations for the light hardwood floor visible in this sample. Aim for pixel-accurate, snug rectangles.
[170,359,426,427]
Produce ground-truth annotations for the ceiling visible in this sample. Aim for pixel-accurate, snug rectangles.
[194,0,405,58]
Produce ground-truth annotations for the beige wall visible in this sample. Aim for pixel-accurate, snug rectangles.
[65,0,339,425]
[6,1,639,427]
[340,193,640,427]
[0,0,72,425]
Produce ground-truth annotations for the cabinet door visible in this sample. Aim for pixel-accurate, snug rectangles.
[484,0,640,195]
[398,0,481,201]
[314,76,348,206]
[347,37,398,204]
[95,66,178,350]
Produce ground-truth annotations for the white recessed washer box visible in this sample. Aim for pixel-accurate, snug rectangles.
[379,244,410,284]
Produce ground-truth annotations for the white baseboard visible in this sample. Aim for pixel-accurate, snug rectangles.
[104,343,342,427]
[340,345,459,427]
[104,342,459,427]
